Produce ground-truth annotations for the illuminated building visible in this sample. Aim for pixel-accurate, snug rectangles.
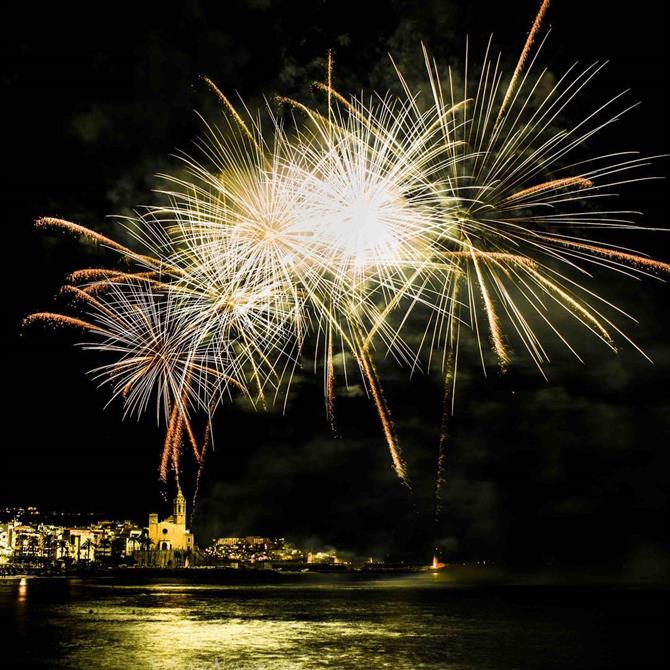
[62,528,97,562]
[147,488,194,552]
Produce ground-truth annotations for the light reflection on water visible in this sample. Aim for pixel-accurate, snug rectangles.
[0,573,664,669]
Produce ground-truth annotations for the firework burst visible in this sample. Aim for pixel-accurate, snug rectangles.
[25,0,667,498]
[391,0,670,511]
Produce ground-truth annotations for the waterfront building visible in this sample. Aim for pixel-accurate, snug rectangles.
[0,523,12,564]
[210,536,275,562]
[62,528,97,562]
[206,536,308,565]
[11,524,42,561]
[147,488,194,552]
[306,549,345,565]
[0,507,161,566]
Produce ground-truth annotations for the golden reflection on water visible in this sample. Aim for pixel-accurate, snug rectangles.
[1,574,628,670]
[17,577,28,601]
[44,581,418,669]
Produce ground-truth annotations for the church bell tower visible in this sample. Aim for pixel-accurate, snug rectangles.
[174,487,186,526]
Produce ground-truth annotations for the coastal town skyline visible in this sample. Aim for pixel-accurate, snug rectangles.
[0,495,377,570]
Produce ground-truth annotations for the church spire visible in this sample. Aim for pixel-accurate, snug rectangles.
[173,486,186,526]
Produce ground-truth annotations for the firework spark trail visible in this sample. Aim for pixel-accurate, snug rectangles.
[65,268,170,298]
[67,268,130,283]
[354,329,409,486]
[538,236,670,275]
[202,76,261,150]
[191,416,212,515]
[59,285,117,317]
[23,312,111,335]
[325,322,337,430]
[435,346,456,518]
[36,217,156,266]
[468,247,510,367]
[83,274,169,295]
[503,176,593,203]
[159,374,204,483]
[161,402,181,483]
[494,0,552,131]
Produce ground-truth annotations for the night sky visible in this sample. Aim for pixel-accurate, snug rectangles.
[3,1,669,570]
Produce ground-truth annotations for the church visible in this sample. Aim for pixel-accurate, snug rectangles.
[148,488,194,552]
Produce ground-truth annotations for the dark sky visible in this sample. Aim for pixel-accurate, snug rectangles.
[2,1,669,570]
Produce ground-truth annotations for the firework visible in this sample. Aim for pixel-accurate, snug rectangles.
[394,0,669,511]
[25,0,667,497]
[156,88,459,484]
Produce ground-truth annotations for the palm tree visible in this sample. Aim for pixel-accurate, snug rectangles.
[80,538,93,562]
[125,533,140,556]
[57,537,70,562]
[138,533,153,552]
[136,533,153,566]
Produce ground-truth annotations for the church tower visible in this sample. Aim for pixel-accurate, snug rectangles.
[144,487,194,559]
[173,487,186,527]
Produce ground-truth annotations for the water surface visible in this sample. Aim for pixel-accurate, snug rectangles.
[1,573,666,669]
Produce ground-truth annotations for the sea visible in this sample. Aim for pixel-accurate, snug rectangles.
[0,571,667,669]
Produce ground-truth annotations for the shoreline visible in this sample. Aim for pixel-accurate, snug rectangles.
[2,565,668,588]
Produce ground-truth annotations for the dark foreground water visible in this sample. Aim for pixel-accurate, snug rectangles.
[1,572,667,669]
